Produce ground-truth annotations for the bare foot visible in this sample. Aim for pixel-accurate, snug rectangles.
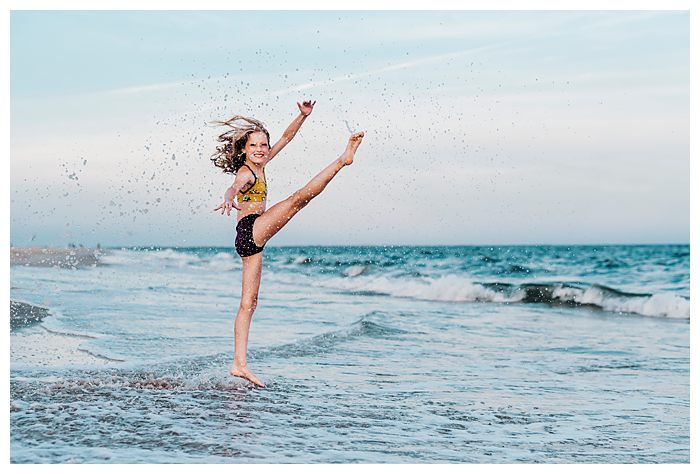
[340,131,365,166]
[229,364,266,388]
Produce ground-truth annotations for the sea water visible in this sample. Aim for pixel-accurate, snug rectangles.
[10,245,689,463]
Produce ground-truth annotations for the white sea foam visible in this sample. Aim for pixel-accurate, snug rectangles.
[98,249,140,266]
[552,286,690,319]
[205,252,240,272]
[289,274,517,304]
[343,265,367,277]
[367,274,515,303]
[142,249,201,267]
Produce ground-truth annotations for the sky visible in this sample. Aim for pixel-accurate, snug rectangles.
[9,9,690,247]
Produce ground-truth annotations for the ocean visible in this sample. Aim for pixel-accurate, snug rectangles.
[10,244,690,463]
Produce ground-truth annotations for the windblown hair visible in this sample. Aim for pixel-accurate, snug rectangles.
[210,115,270,174]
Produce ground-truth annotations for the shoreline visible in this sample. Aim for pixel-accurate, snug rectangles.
[11,324,118,368]
[10,299,122,367]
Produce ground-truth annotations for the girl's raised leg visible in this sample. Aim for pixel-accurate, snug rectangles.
[229,251,265,387]
[252,132,364,247]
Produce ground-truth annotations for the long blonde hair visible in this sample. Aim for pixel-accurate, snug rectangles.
[210,115,270,174]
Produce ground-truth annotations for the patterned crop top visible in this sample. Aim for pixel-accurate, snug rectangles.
[236,164,267,203]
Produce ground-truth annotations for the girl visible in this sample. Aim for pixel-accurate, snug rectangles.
[212,101,364,387]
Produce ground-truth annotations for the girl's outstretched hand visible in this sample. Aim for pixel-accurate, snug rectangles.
[297,100,316,116]
[213,199,240,216]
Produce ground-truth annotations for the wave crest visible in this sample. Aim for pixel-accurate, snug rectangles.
[301,274,689,319]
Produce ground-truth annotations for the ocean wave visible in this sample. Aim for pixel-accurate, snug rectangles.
[546,285,689,319]
[320,274,518,304]
[255,312,408,360]
[204,252,240,272]
[97,251,135,266]
[282,274,689,320]
[140,249,202,267]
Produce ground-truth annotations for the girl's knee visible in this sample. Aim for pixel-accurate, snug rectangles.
[292,188,313,207]
[240,295,258,313]
[291,190,305,205]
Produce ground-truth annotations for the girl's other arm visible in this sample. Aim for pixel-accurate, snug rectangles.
[213,170,253,216]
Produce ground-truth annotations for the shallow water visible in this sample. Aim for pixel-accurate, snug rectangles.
[10,245,689,463]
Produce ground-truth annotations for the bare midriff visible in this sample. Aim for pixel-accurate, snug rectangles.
[237,201,266,220]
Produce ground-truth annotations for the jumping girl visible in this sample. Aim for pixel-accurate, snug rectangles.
[212,101,364,387]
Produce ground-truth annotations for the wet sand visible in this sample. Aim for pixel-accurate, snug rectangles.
[10,246,103,268]
[10,300,50,329]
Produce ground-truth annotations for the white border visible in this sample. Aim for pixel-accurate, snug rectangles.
[3,1,695,469]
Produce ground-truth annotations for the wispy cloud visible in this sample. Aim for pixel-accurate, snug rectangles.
[98,81,185,96]
[272,42,506,95]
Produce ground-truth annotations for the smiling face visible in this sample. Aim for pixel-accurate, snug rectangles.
[243,131,270,166]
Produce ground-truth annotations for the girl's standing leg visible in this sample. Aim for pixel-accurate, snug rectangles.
[229,252,265,387]
[252,132,364,247]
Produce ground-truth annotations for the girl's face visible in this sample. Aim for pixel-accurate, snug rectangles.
[243,131,270,165]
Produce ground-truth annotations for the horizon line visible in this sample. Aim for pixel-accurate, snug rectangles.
[9,242,691,249]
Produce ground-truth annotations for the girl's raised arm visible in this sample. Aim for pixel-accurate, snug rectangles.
[267,100,316,162]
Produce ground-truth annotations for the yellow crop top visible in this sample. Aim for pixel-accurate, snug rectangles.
[237,164,267,203]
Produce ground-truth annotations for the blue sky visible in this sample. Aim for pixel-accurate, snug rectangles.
[10,10,690,246]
